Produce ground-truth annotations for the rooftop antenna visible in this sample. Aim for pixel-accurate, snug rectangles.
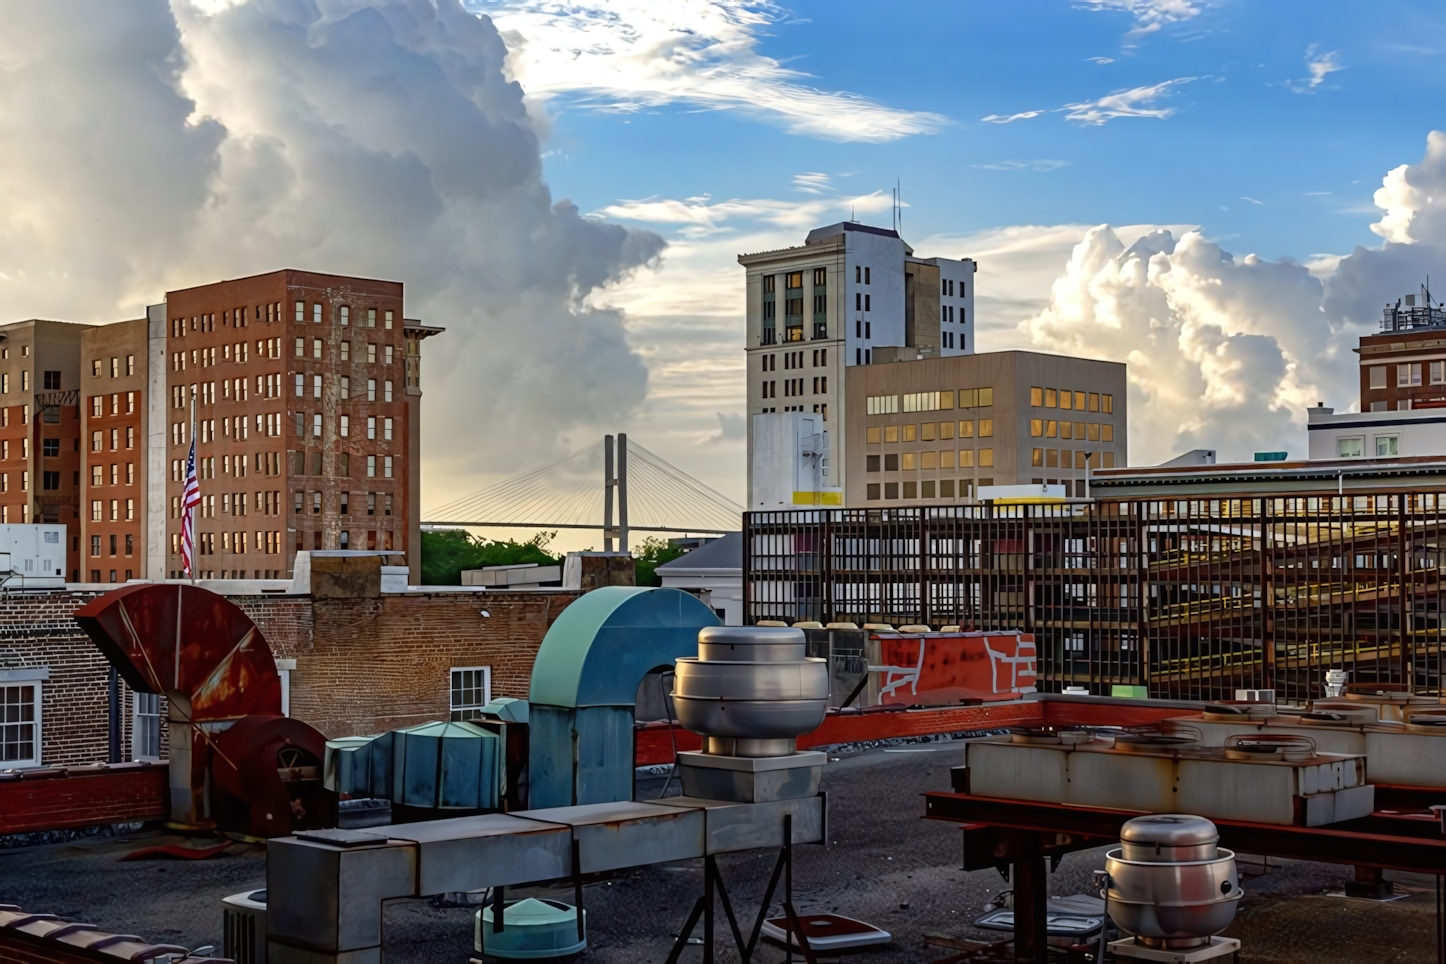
[897,178,902,236]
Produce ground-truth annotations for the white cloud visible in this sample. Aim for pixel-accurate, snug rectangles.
[1289,45,1343,93]
[974,160,1074,172]
[791,172,832,194]
[1062,77,1196,125]
[982,109,1048,124]
[0,0,670,516]
[984,77,1195,127]
[1076,0,1206,41]
[1088,56,1116,64]
[469,0,946,142]
[1241,196,1263,204]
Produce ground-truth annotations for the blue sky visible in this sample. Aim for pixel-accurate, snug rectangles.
[492,0,1446,262]
[449,0,1446,516]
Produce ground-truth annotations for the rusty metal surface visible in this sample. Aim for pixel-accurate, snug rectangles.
[925,791,1446,874]
[75,583,280,720]
[211,715,335,838]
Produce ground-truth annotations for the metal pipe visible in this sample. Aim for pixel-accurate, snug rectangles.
[603,435,614,552]
[107,667,120,764]
[618,433,629,553]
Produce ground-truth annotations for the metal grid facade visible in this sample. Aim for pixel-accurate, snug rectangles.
[744,492,1446,702]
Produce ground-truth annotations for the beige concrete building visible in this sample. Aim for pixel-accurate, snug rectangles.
[739,222,975,505]
[844,350,1127,504]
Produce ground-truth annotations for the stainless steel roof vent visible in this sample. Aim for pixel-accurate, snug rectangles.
[671,626,828,802]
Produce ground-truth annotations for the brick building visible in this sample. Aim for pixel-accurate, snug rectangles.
[0,584,580,771]
[0,321,89,580]
[79,320,147,584]
[149,270,438,582]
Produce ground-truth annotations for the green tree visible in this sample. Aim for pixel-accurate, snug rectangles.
[633,536,688,587]
[420,529,561,586]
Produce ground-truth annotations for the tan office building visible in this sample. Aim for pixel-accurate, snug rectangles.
[844,350,1127,504]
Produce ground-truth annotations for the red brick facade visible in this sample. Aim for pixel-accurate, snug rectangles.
[0,588,580,773]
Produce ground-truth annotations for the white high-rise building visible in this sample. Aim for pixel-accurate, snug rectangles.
[739,222,975,506]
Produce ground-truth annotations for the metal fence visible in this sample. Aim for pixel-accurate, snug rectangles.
[743,492,1446,702]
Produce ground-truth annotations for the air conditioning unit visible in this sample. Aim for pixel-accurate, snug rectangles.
[222,889,266,964]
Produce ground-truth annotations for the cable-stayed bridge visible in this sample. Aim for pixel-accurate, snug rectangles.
[422,435,743,549]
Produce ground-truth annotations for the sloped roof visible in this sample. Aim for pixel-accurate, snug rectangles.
[656,531,742,573]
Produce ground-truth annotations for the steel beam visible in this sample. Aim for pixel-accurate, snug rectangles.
[926,791,1446,875]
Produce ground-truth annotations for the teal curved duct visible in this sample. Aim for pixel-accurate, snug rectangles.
[527,587,719,808]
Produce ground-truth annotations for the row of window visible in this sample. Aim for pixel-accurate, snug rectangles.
[171,305,396,336]
[941,305,963,323]
[171,530,283,555]
[173,491,282,519]
[90,428,136,452]
[89,499,137,523]
[867,420,994,443]
[1031,387,1114,414]
[169,451,283,481]
[867,478,993,501]
[868,449,996,471]
[759,350,826,372]
[88,532,136,557]
[169,375,396,410]
[89,463,136,487]
[1031,420,1115,442]
[0,439,29,460]
[90,356,138,379]
[294,339,393,364]
[941,278,966,298]
[294,413,394,441]
[761,268,831,294]
[299,528,398,552]
[90,393,139,418]
[295,490,394,516]
[0,370,56,393]
[1337,436,1399,458]
[172,339,279,371]
[866,389,995,415]
[1032,449,1117,469]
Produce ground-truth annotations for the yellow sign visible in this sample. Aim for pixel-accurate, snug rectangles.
[792,491,843,506]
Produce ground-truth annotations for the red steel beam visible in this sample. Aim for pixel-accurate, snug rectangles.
[925,791,1446,875]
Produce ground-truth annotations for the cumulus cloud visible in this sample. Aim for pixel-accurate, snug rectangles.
[708,412,746,443]
[470,0,945,143]
[1018,132,1446,465]
[0,0,667,503]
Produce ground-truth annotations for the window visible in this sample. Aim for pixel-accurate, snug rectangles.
[1031,387,1043,406]
[384,380,393,402]
[1060,390,1072,411]
[340,376,350,400]
[367,455,377,478]
[295,337,304,357]
[384,417,393,441]
[1044,388,1057,408]
[133,693,162,762]
[1376,435,1400,457]
[341,341,350,361]
[368,378,377,402]
[340,414,349,437]
[979,448,995,468]
[1101,394,1113,414]
[42,371,60,390]
[867,427,880,444]
[127,355,135,376]
[1432,362,1446,385]
[313,374,322,399]
[1,681,41,768]
[1032,448,1044,466]
[313,303,322,324]
[901,453,917,470]
[884,453,899,471]
[367,416,377,440]
[1102,424,1114,442]
[1337,436,1364,458]
[866,395,899,415]
[1031,419,1043,437]
[867,483,881,500]
[979,419,993,438]
[1398,363,1423,387]
[340,306,350,327]
[866,455,880,472]
[450,667,492,721]
[315,413,324,438]
[902,392,940,413]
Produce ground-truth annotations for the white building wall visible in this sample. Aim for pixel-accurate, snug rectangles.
[1307,407,1446,460]
[843,230,908,366]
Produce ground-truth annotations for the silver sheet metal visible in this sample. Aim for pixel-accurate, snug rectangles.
[383,813,572,895]
[514,801,706,874]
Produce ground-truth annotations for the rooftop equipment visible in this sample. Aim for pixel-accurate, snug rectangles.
[1101,814,1242,961]
[476,898,585,961]
[671,625,828,802]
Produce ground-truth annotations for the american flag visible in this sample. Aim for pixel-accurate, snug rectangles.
[180,433,201,577]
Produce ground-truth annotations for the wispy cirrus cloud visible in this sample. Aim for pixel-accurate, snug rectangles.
[1075,0,1206,41]
[985,78,1195,126]
[982,109,1049,124]
[1288,45,1343,93]
[974,160,1074,172]
[467,0,946,142]
[791,172,832,194]
[1062,77,1196,124]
